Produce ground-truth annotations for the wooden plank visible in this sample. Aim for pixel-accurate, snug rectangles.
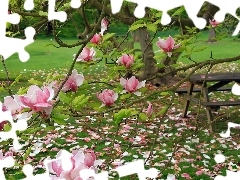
[176,86,232,94]
[202,100,240,107]
[202,82,214,133]
[183,83,194,117]
[190,73,240,83]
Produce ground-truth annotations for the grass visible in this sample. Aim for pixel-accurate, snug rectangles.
[2,30,240,180]
[2,30,240,78]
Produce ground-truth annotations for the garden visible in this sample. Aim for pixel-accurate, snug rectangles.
[1,0,240,180]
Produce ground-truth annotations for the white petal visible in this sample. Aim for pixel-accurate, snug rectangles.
[136,80,146,89]
[121,90,127,94]
[133,91,141,96]
[120,77,126,86]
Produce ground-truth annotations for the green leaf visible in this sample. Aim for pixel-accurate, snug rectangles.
[156,106,169,116]
[72,95,90,109]
[120,93,131,100]
[114,109,132,124]
[6,22,11,29]
[129,24,146,31]
[28,127,42,134]
[160,92,169,96]
[89,102,102,108]
[139,113,148,121]
[45,126,55,131]
[23,146,32,161]
[172,45,186,53]
[138,87,147,93]
[172,7,185,16]
[10,74,22,88]
[28,78,43,86]
[51,114,69,125]
[131,62,144,69]
[39,11,48,16]
[147,24,157,33]
[114,66,128,71]
[155,63,166,68]
[181,55,190,59]
[131,110,139,116]
[3,124,11,132]
[185,46,193,55]
[103,33,116,42]
[59,92,72,104]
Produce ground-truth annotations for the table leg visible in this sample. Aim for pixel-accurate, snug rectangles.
[183,82,194,117]
[202,82,214,133]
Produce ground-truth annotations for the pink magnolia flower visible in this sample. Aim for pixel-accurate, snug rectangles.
[19,85,55,115]
[2,95,32,123]
[144,101,153,117]
[96,89,118,107]
[74,47,96,62]
[116,54,134,68]
[209,19,220,27]
[156,35,180,57]
[3,95,23,118]
[120,76,146,96]
[0,150,13,160]
[181,173,191,179]
[196,170,203,176]
[100,17,109,36]
[62,69,84,92]
[48,149,102,180]
[90,34,102,44]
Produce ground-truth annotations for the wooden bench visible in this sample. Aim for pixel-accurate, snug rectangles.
[180,73,240,133]
[176,86,232,94]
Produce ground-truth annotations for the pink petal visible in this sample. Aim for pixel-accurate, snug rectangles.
[165,36,175,49]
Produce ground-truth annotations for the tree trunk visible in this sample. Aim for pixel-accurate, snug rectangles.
[136,28,179,86]
[208,28,217,42]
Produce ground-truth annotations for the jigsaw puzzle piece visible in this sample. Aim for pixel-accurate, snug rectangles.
[0,102,29,150]
[206,0,240,36]
[110,0,124,14]
[70,0,81,9]
[115,159,159,180]
[48,0,67,22]
[0,156,15,180]
[0,27,35,62]
[24,0,35,11]
[110,0,207,28]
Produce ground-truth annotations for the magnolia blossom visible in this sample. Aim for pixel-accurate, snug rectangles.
[120,76,146,96]
[19,85,55,115]
[48,149,102,180]
[62,69,84,92]
[90,34,102,44]
[209,19,220,27]
[116,54,134,68]
[100,18,109,36]
[74,47,96,62]
[3,95,23,117]
[2,95,32,124]
[156,35,180,57]
[0,150,13,160]
[144,101,153,117]
[97,89,118,107]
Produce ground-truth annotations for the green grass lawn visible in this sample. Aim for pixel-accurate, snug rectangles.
[2,31,240,180]
[2,30,240,79]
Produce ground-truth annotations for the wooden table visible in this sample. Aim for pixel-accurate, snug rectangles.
[182,72,240,133]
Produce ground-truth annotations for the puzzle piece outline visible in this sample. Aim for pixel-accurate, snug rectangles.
[110,0,240,36]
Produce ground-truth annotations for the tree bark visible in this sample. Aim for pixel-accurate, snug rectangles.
[208,28,217,42]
